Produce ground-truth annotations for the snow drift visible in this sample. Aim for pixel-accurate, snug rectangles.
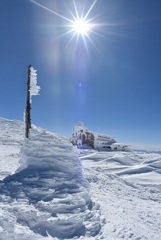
[0,120,102,239]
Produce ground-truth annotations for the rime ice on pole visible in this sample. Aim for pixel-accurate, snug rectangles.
[29,66,40,103]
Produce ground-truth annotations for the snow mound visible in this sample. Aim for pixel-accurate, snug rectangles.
[0,126,102,239]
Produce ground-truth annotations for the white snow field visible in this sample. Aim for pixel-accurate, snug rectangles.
[0,118,161,240]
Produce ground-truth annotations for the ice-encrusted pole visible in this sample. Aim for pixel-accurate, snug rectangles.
[25,64,31,138]
[25,65,40,138]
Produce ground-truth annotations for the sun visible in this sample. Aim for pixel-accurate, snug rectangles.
[71,19,91,36]
[29,0,98,48]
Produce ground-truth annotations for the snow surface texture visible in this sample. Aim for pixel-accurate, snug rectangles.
[0,118,161,239]
[81,150,161,240]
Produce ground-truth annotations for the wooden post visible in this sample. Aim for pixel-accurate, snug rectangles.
[25,64,31,138]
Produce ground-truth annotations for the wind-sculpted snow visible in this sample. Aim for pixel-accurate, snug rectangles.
[0,118,161,240]
[81,150,161,239]
[0,124,102,239]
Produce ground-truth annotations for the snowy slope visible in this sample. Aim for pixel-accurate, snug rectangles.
[0,118,161,240]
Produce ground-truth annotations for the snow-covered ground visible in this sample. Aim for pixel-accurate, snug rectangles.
[0,118,161,240]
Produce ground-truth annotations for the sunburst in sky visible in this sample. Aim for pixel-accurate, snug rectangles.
[29,0,99,49]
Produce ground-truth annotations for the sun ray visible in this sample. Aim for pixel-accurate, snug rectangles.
[65,31,78,48]
[73,0,79,20]
[83,0,97,21]
[66,4,77,22]
[86,34,99,52]
[57,28,75,39]
[29,0,73,23]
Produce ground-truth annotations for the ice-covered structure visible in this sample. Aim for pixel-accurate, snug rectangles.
[71,121,129,151]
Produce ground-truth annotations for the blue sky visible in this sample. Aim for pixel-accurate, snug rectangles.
[0,0,161,149]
